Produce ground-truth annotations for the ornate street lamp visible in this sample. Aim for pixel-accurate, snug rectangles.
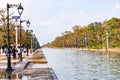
[105,27,110,52]
[20,20,30,61]
[30,30,33,54]
[29,30,33,54]
[6,3,23,71]
[26,20,30,27]
[26,29,32,56]
[17,3,24,16]
[84,33,88,49]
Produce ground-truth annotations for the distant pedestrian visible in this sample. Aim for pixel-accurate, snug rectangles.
[12,47,16,59]
[0,48,3,55]
[4,48,8,56]
[24,49,26,53]
[17,48,20,59]
[15,48,18,58]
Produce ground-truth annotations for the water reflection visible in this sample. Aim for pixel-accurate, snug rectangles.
[40,48,120,80]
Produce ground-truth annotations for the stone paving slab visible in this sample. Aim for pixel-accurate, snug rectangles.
[28,48,48,64]
[0,62,17,70]
[29,59,47,64]
[17,68,58,80]
[14,61,29,71]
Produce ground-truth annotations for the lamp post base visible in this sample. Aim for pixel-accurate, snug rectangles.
[6,55,12,71]
[6,68,12,72]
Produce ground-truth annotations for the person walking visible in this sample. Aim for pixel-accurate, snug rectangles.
[17,48,20,59]
[12,47,16,59]
[4,48,8,56]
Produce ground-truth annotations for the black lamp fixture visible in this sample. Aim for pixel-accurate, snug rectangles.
[26,20,30,28]
[17,3,24,16]
[26,20,30,56]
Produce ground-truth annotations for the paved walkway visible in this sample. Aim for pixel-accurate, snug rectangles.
[0,48,58,80]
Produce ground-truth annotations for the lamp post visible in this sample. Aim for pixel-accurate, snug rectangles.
[30,30,33,54]
[105,28,110,52]
[20,20,30,61]
[12,16,20,49]
[24,21,30,56]
[84,34,88,49]
[6,3,23,71]
[26,29,32,56]
[32,34,35,51]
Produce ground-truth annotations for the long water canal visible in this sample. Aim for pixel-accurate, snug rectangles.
[32,48,120,80]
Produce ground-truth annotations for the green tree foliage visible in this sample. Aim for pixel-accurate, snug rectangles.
[0,9,37,48]
[51,17,120,49]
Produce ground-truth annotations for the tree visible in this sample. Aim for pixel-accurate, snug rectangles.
[0,9,35,49]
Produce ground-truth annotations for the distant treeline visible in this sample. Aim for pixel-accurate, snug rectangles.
[45,17,120,49]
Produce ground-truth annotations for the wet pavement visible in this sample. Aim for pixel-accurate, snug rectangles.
[0,48,58,80]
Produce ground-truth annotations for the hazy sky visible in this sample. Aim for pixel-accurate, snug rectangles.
[0,0,120,45]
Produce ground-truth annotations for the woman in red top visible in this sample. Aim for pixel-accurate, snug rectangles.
[12,47,16,59]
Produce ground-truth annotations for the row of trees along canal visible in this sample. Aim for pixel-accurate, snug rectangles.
[45,17,120,49]
[0,9,40,50]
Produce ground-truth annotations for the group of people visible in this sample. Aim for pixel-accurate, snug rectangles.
[12,47,20,59]
[0,46,30,60]
[0,46,21,59]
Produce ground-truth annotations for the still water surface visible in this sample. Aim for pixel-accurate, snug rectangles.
[32,48,120,80]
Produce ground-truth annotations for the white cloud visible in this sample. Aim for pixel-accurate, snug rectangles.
[37,11,97,29]
[37,11,99,38]
[38,21,51,26]
[36,12,94,45]
[114,2,120,10]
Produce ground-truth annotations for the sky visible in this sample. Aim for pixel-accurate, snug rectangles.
[0,0,120,45]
